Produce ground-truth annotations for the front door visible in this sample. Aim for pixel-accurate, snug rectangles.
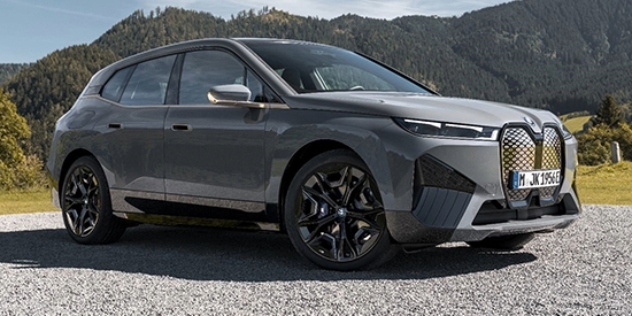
[163,49,269,221]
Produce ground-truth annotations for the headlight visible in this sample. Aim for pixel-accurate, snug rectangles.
[394,118,500,141]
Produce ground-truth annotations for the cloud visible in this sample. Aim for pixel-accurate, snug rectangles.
[139,0,510,20]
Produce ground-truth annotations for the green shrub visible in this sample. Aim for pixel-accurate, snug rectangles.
[578,123,632,165]
[0,89,44,190]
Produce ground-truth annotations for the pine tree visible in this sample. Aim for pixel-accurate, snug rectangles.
[591,95,625,128]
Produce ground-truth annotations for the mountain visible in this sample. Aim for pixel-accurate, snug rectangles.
[0,63,29,85]
[4,46,119,158]
[3,0,632,161]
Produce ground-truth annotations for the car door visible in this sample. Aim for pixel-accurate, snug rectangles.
[94,55,176,212]
[163,49,269,221]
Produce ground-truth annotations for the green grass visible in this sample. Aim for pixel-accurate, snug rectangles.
[0,190,56,215]
[576,161,632,205]
[0,162,630,216]
[563,115,592,134]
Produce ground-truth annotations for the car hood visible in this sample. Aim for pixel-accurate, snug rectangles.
[284,92,559,130]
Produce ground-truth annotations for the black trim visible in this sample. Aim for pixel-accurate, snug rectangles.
[385,211,454,244]
[412,187,472,229]
[165,53,184,105]
[413,155,476,210]
[124,197,269,222]
[473,200,564,225]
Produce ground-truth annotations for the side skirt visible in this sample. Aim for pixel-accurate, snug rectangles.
[113,212,280,232]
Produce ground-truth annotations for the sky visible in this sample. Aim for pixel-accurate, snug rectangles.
[0,0,509,63]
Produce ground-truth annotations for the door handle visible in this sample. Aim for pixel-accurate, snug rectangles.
[108,123,123,129]
[171,124,192,132]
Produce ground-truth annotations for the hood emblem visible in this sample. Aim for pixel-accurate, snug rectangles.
[523,116,536,126]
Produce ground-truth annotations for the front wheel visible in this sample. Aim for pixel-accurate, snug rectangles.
[61,156,126,244]
[284,150,398,271]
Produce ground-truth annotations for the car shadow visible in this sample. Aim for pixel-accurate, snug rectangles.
[0,225,537,281]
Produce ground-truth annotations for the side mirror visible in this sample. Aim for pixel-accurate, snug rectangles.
[208,84,252,104]
[207,84,287,110]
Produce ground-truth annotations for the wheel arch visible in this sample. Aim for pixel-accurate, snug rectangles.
[58,148,98,194]
[276,137,397,230]
[277,140,356,227]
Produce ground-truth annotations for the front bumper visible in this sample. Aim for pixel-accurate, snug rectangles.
[386,188,580,244]
[381,123,580,245]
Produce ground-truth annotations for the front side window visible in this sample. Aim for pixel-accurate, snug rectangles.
[120,55,176,106]
[178,50,273,104]
[179,50,244,105]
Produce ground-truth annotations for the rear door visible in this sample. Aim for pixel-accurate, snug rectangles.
[94,55,176,212]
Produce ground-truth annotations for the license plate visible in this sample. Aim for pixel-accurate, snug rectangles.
[510,170,561,190]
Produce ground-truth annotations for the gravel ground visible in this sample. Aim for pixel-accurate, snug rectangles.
[0,205,630,315]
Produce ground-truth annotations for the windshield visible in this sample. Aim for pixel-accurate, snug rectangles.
[244,41,431,94]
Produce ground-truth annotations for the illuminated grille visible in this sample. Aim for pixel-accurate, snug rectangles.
[501,126,563,203]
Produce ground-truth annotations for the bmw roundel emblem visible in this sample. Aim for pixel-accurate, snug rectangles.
[523,116,536,126]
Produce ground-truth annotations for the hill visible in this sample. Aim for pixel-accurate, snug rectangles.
[4,0,632,160]
[0,64,29,85]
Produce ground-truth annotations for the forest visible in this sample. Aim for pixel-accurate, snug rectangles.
[2,0,632,161]
[0,64,29,85]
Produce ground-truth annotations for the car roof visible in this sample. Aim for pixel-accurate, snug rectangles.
[87,38,305,95]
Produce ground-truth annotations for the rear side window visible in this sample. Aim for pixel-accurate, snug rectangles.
[120,55,176,106]
[101,67,132,101]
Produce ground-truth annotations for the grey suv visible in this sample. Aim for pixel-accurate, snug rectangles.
[47,38,580,270]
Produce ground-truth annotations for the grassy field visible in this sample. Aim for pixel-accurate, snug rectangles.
[0,162,629,216]
[562,115,592,134]
[576,161,632,205]
[0,190,56,215]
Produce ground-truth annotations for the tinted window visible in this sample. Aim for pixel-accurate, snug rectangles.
[245,42,431,94]
[247,72,270,102]
[316,65,394,91]
[179,50,247,105]
[120,55,176,106]
[101,67,132,101]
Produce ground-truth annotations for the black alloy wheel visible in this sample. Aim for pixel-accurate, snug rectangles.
[285,150,397,271]
[61,156,126,244]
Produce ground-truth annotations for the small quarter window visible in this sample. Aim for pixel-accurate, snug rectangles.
[101,67,132,102]
[120,55,176,106]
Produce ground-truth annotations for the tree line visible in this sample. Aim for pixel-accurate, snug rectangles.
[0,63,29,85]
[1,0,632,170]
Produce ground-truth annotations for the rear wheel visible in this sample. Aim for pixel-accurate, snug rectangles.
[61,156,126,244]
[284,150,398,271]
[467,233,535,250]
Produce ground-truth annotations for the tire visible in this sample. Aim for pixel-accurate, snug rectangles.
[60,156,126,244]
[284,149,398,271]
[467,233,535,250]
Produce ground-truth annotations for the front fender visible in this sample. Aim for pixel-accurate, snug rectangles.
[264,109,409,212]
